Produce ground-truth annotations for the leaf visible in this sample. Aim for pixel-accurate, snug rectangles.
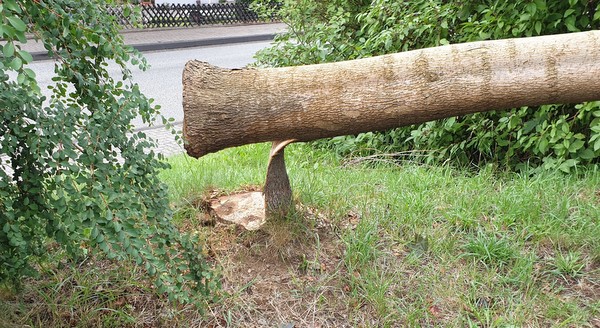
[564,9,575,18]
[91,227,99,240]
[578,148,595,160]
[23,68,36,79]
[113,221,122,232]
[534,0,547,10]
[568,140,584,153]
[99,241,110,253]
[564,15,579,32]
[3,0,21,13]
[3,42,15,57]
[534,21,542,35]
[17,73,25,85]
[18,50,33,63]
[538,138,549,153]
[558,159,578,173]
[9,57,22,70]
[523,119,538,134]
[6,16,27,32]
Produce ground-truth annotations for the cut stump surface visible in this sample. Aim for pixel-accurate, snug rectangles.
[210,191,266,230]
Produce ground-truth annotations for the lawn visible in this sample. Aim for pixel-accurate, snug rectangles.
[1,143,598,327]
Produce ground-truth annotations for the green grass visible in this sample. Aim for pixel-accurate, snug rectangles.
[161,143,599,326]
[2,143,599,327]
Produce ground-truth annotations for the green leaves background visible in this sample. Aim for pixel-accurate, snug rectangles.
[254,0,600,173]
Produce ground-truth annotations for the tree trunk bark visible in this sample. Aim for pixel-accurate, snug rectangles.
[183,31,600,158]
[263,140,295,218]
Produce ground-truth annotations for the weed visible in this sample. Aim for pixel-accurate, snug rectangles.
[462,231,517,268]
[549,251,586,281]
[342,218,380,271]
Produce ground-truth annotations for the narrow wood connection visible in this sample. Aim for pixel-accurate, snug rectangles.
[264,140,296,219]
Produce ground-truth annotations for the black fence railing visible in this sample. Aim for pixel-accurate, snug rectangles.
[106,3,278,29]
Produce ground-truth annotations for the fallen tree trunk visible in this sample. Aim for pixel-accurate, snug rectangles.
[183,30,600,158]
[183,31,600,227]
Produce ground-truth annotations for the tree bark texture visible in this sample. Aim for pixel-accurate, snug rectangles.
[263,140,295,218]
[183,31,600,158]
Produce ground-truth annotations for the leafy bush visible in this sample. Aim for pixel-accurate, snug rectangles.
[254,0,600,172]
[0,0,217,305]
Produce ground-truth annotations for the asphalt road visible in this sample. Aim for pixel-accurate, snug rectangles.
[24,40,273,128]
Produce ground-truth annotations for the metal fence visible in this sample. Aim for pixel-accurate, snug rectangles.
[106,3,277,29]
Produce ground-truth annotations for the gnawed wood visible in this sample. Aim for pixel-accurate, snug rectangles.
[264,140,295,218]
[209,140,296,230]
[210,192,266,230]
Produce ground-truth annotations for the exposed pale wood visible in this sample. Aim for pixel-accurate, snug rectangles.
[210,191,266,230]
[183,30,600,158]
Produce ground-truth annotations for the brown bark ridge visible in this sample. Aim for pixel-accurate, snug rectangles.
[183,30,600,158]
[263,140,295,218]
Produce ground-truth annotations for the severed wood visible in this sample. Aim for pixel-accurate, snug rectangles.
[182,30,600,158]
[208,140,296,228]
[264,140,295,218]
[184,30,600,227]
[210,191,266,230]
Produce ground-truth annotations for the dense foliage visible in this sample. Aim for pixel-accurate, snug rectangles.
[254,0,600,172]
[0,0,217,305]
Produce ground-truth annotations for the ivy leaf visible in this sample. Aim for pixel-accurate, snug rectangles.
[123,5,131,17]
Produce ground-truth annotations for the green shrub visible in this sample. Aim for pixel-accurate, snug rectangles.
[254,0,600,172]
[1,0,217,306]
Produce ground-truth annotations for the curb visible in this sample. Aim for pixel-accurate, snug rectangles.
[30,33,276,61]
[133,33,276,52]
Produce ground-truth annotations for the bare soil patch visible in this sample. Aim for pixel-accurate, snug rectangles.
[197,199,357,327]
